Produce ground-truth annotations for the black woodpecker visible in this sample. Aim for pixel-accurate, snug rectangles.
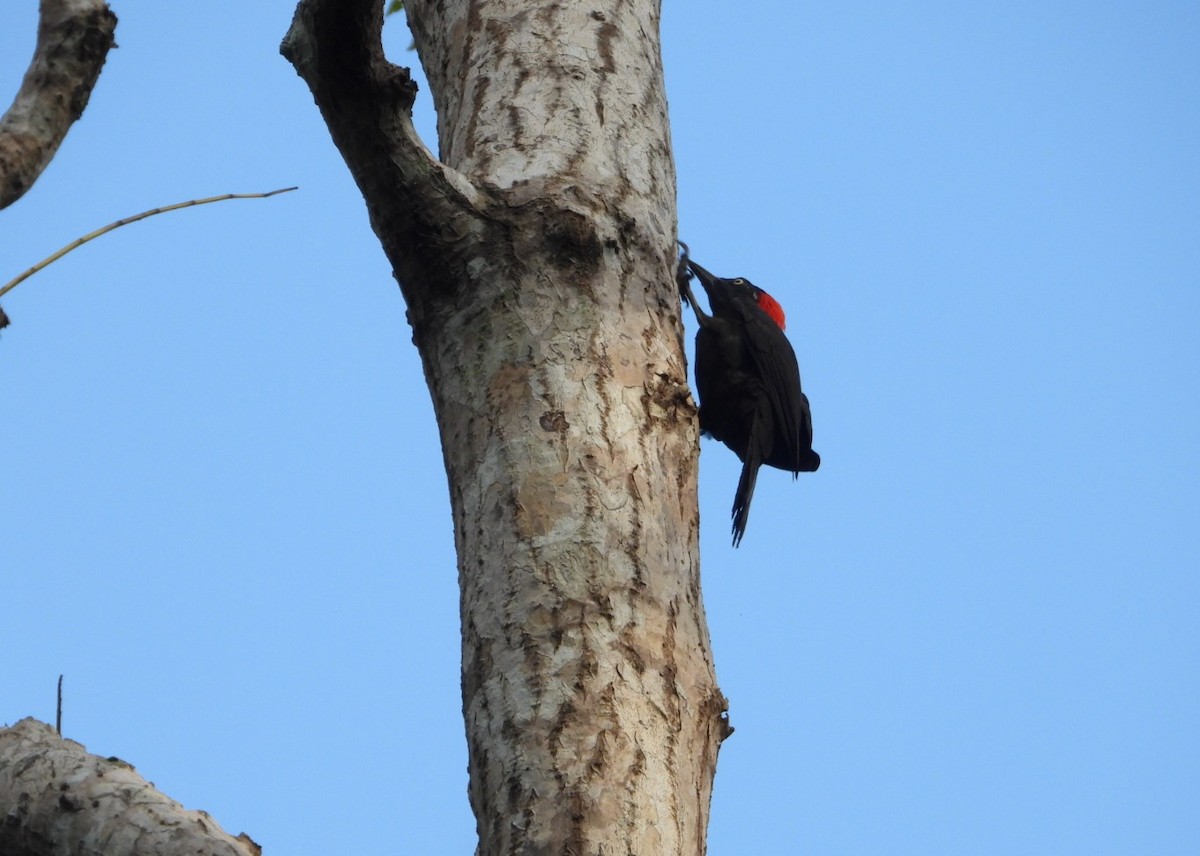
[677,242,820,546]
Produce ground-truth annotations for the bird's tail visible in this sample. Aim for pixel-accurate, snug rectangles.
[731,454,761,548]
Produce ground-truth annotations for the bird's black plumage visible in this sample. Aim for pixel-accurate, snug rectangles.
[677,243,819,546]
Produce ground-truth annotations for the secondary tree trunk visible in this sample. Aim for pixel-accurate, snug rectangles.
[283,1,730,853]
[0,0,116,328]
[0,718,260,856]
[0,0,116,211]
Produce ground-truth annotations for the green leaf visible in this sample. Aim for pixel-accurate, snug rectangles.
[386,0,403,14]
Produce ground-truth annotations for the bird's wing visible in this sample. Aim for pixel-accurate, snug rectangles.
[736,300,808,472]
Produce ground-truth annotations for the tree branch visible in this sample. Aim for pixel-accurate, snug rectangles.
[0,0,117,211]
[0,718,260,856]
[280,0,491,319]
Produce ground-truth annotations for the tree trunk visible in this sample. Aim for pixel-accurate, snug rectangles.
[282,1,730,853]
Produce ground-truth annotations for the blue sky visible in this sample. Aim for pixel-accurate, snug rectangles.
[3,2,1197,854]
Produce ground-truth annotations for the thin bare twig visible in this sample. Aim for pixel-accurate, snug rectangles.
[0,186,298,302]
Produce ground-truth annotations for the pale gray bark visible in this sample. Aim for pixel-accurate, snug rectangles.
[0,0,117,211]
[283,1,730,854]
[0,718,261,856]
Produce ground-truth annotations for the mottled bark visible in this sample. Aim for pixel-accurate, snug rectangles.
[282,1,730,854]
[0,718,260,856]
[0,0,117,211]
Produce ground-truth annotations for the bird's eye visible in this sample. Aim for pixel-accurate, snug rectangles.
[733,278,746,285]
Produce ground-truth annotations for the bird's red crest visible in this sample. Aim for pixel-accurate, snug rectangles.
[755,290,786,330]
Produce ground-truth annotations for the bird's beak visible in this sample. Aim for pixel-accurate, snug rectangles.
[686,259,718,286]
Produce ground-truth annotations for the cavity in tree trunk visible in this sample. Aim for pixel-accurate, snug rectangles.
[283,1,731,853]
